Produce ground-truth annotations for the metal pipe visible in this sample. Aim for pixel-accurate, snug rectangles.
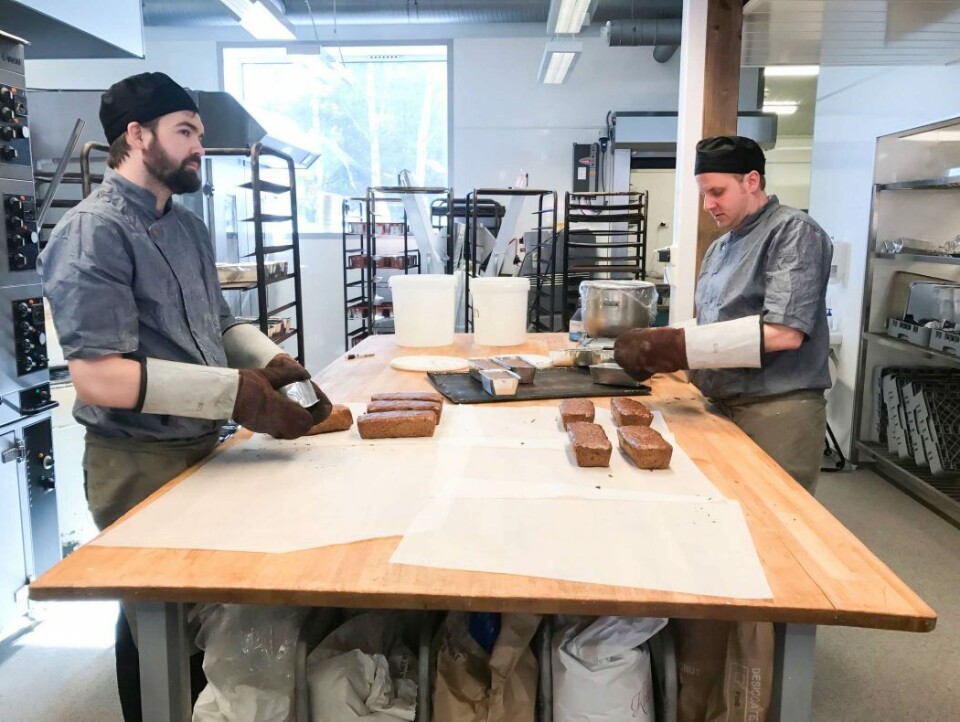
[603,17,681,63]
[653,44,679,63]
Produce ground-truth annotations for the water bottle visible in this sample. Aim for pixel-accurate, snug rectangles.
[569,308,584,341]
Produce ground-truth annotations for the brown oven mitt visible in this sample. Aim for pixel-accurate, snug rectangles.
[613,327,687,378]
[234,361,314,439]
[264,354,334,425]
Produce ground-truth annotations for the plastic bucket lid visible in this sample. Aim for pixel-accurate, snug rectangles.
[389,274,457,289]
[471,277,530,293]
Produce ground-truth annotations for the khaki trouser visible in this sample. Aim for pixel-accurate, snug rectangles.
[711,389,827,494]
[83,431,220,531]
[83,431,219,647]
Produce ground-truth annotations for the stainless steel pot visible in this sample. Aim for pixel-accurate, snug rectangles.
[580,280,658,337]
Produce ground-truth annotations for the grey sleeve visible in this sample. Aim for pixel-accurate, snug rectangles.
[763,219,830,335]
[188,210,238,336]
[37,213,139,359]
[218,292,238,336]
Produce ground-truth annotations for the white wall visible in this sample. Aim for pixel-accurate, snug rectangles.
[808,66,960,454]
[765,136,812,211]
[453,36,679,192]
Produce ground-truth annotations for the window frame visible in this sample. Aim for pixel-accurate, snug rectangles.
[217,39,454,232]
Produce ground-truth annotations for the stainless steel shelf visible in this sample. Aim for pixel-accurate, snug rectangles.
[857,441,960,526]
[876,177,960,191]
[862,332,960,365]
[874,252,960,266]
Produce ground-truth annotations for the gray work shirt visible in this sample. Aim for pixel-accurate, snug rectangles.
[690,195,833,400]
[37,169,236,440]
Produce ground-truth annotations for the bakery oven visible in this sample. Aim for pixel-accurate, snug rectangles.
[0,30,59,632]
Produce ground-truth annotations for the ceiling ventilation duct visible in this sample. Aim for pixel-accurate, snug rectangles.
[602,18,682,63]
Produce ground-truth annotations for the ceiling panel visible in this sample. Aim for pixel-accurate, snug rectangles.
[743,0,960,66]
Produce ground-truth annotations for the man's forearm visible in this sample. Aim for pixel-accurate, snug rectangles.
[68,355,142,409]
[763,322,804,352]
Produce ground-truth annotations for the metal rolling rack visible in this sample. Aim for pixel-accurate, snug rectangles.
[560,190,649,327]
[430,196,505,270]
[207,143,306,363]
[341,195,425,347]
[341,196,375,348]
[464,188,559,332]
[850,115,960,526]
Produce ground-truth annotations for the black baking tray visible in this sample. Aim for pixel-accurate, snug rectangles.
[427,367,649,404]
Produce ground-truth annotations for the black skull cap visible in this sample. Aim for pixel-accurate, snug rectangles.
[99,72,199,144]
[695,135,766,176]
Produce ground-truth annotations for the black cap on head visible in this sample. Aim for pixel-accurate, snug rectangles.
[695,135,765,176]
[99,72,199,145]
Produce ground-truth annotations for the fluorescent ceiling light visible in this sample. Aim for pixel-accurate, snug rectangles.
[220,0,296,41]
[764,65,819,77]
[538,39,583,84]
[548,0,592,34]
[762,102,798,115]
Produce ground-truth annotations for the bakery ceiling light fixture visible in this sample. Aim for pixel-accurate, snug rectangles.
[764,65,820,77]
[219,0,296,41]
[762,101,799,116]
[538,39,583,85]
[548,0,594,35]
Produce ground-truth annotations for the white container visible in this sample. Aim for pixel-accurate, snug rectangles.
[389,274,457,347]
[471,277,530,346]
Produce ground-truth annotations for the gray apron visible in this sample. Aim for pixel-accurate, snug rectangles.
[83,431,220,531]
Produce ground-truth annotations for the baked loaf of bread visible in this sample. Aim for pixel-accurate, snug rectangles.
[567,422,612,467]
[610,397,654,427]
[559,398,595,429]
[357,410,436,439]
[306,404,354,435]
[617,426,673,469]
[366,399,443,422]
[370,391,444,404]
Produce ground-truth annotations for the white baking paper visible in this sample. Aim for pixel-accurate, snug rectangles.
[92,435,441,553]
[390,496,772,599]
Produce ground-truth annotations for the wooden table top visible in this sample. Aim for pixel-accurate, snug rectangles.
[30,334,936,632]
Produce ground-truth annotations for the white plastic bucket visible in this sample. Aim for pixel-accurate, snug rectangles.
[471,277,530,346]
[389,274,457,347]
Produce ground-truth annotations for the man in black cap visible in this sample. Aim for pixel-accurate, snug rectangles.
[615,135,832,493]
[37,72,331,720]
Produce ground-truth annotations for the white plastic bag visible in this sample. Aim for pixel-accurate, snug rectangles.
[552,616,668,722]
[193,604,310,722]
[307,612,417,721]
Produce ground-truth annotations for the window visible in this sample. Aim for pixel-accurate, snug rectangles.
[223,44,449,232]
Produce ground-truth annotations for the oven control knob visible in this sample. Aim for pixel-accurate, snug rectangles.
[0,87,12,105]
[0,107,13,123]
[37,475,55,491]
[11,253,28,269]
[0,145,16,162]
[0,126,13,142]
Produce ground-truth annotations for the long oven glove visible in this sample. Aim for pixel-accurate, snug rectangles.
[223,323,333,424]
[138,358,314,439]
[614,315,763,378]
[222,322,286,368]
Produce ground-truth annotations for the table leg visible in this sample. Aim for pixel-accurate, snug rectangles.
[771,623,817,722]
[134,602,191,722]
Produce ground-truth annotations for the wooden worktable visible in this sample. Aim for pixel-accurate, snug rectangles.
[30,334,935,633]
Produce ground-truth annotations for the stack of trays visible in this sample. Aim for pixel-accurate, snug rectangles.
[877,366,960,474]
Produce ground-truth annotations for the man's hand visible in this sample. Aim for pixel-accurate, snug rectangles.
[233,357,317,439]
[614,327,689,378]
[264,354,333,424]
